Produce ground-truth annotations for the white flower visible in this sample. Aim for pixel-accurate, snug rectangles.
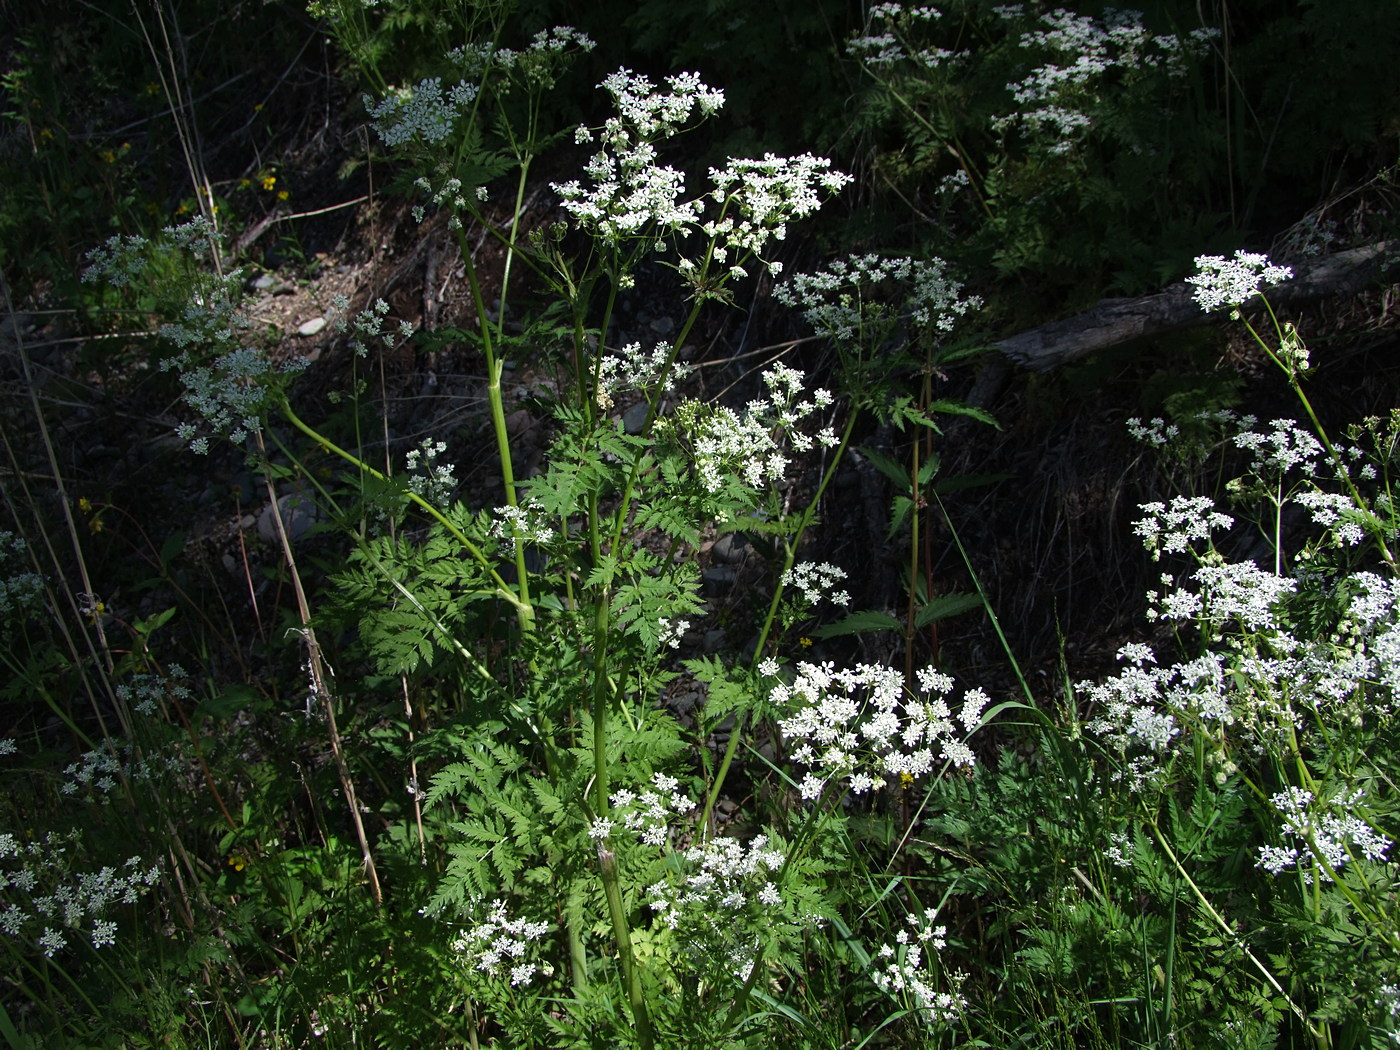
[781,562,851,607]
[1187,251,1292,312]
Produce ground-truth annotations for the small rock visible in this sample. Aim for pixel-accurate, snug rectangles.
[649,316,675,336]
[711,532,750,565]
[297,317,327,337]
[621,401,650,435]
[257,488,320,543]
[701,566,736,597]
[251,274,276,291]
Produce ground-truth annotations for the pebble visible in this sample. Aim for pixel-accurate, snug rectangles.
[297,317,327,337]
[621,401,650,435]
[711,532,750,565]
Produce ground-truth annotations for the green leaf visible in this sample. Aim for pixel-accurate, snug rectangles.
[913,592,985,627]
[195,684,263,722]
[812,609,903,639]
[858,447,910,489]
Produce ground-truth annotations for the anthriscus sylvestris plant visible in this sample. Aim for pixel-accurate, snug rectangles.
[78,27,994,1046]
[1079,252,1400,1044]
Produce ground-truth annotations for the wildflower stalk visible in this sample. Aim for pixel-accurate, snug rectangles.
[701,408,861,831]
[1140,805,1318,1039]
[256,432,383,908]
[597,839,656,1050]
[276,400,533,622]
[450,225,535,612]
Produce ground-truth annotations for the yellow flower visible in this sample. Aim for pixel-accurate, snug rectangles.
[88,518,105,534]
[799,636,813,648]
[228,854,247,872]
[261,174,276,191]
[899,771,915,790]
[144,82,160,96]
[37,127,53,142]
[277,189,289,201]
[99,149,115,164]
[238,178,251,190]
[78,497,92,514]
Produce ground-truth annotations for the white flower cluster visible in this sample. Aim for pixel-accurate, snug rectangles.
[772,253,981,343]
[552,70,724,245]
[781,561,851,608]
[166,339,304,454]
[448,26,597,83]
[489,500,553,555]
[405,439,456,503]
[365,76,479,147]
[1132,497,1233,561]
[1379,983,1400,1045]
[1345,572,1400,700]
[990,8,1217,151]
[1186,251,1293,313]
[595,341,688,409]
[647,834,786,933]
[60,737,184,801]
[332,296,415,358]
[1086,562,1400,785]
[88,218,306,455]
[703,154,854,268]
[118,667,191,718]
[554,70,849,277]
[847,5,949,69]
[685,364,838,497]
[594,772,697,847]
[451,899,554,987]
[0,531,43,629]
[0,833,160,956]
[368,29,596,149]
[82,231,150,287]
[771,662,982,799]
[1081,646,1213,764]
[655,617,690,651]
[1294,491,1367,547]
[1233,419,1322,477]
[1256,786,1392,883]
[1125,416,1180,447]
[871,910,967,1025]
[1149,561,1297,634]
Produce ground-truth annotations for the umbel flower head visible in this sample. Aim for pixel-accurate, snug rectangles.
[769,662,986,798]
[1187,250,1292,313]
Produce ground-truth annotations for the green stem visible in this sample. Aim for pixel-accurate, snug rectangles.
[1141,809,1320,1040]
[700,409,862,831]
[277,402,533,623]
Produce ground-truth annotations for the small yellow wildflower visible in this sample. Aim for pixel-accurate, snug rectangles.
[899,771,915,790]
[144,82,160,96]
[228,854,247,872]
[261,174,276,191]
[799,636,813,648]
[99,149,115,164]
[277,189,289,201]
[78,497,92,514]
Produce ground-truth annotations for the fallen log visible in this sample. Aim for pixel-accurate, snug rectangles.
[991,241,1395,372]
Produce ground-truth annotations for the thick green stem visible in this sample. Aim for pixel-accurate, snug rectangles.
[597,843,655,1050]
